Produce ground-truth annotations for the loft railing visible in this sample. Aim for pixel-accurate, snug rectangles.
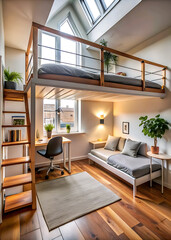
[25,22,167,91]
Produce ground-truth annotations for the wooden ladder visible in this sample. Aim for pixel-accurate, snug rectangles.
[1,89,35,213]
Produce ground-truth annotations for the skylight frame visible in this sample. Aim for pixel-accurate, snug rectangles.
[80,0,102,24]
[80,0,120,26]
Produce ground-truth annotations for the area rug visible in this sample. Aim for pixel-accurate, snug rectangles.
[36,171,121,230]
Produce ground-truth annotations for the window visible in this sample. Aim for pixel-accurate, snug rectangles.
[80,0,119,24]
[41,33,56,65]
[60,18,77,65]
[40,16,81,67]
[101,0,115,9]
[43,99,79,133]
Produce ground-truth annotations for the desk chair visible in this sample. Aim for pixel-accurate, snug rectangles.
[37,136,64,179]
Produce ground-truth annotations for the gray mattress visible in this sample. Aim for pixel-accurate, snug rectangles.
[38,63,161,89]
[107,154,161,178]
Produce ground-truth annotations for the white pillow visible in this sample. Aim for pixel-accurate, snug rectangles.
[104,135,120,151]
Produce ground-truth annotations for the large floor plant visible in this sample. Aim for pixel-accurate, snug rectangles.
[139,114,170,154]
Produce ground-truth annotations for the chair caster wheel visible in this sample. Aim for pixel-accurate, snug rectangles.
[45,175,49,180]
[61,171,64,175]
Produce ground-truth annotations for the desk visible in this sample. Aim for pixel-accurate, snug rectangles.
[147,151,171,193]
[35,137,71,173]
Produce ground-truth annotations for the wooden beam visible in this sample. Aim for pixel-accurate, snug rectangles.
[141,61,145,91]
[0,56,3,223]
[33,26,38,79]
[26,26,33,56]
[30,82,36,210]
[100,49,104,86]
[162,68,166,89]
[25,53,29,84]
[32,22,167,69]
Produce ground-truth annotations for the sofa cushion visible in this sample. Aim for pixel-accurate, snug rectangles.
[104,135,120,151]
[138,142,147,157]
[117,137,126,151]
[91,148,120,161]
[122,139,141,157]
[107,154,161,178]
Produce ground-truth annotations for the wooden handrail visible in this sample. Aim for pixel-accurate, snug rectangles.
[100,49,104,86]
[141,61,145,90]
[162,68,166,89]
[32,22,167,69]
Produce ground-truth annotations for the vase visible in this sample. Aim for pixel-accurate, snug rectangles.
[67,129,70,133]
[47,131,52,138]
[151,146,159,154]
[4,81,17,90]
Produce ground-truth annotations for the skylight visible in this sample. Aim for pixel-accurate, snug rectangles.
[102,0,115,9]
[80,0,119,25]
[85,0,101,22]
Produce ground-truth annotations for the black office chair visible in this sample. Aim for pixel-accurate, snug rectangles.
[37,136,64,179]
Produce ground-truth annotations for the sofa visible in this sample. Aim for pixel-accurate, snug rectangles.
[88,136,161,197]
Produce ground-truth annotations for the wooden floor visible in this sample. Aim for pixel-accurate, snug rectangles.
[0,159,171,240]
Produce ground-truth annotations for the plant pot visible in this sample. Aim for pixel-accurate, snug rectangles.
[4,81,17,90]
[67,129,70,133]
[151,146,159,154]
[47,131,52,139]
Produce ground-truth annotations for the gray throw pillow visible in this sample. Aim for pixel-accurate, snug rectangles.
[104,135,120,151]
[137,142,147,157]
[121,139,141,157]
[117,137,126,151]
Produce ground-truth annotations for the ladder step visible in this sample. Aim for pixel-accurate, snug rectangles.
[3,111,27,114]
[2,140,30,147]
[3,173,32,189]
[4,190,32,213]
[2,125,30,128]
[2,156,31,167]
[4,89,24,102]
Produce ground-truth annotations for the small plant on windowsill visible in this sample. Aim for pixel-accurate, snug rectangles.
[139,114,170,154]
[66,124,71,133]
[44,124,54,139]
[4,68,23,90]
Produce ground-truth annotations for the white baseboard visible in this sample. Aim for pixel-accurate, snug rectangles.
[154,178,171,189]
[35,155,88,167]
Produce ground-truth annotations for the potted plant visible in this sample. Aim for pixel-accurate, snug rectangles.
[66,124,71,133]
[139,114,170,154]
[44,124,54,138]
[4,68,23,90]
[100,39,118,73]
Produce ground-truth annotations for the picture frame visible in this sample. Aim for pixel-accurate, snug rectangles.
[12,116,25,125]
[122,122,129,134]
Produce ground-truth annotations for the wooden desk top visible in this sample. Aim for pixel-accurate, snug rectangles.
[147,151,171,160]
[35,137,71,147]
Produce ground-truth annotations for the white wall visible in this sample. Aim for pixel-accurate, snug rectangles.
[0,0,5,65]
[113,29,171,188]
[5,47,25,90]
[35,99,113,166]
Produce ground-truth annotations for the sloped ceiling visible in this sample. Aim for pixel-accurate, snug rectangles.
[3,0,54,50]
[94,0,171,52]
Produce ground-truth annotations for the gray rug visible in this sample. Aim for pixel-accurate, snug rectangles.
[36,171,121,230]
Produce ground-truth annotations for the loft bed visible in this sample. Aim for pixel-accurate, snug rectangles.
[25,22,167,98]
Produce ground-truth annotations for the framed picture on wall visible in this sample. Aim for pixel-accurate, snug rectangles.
[122,122,129,134]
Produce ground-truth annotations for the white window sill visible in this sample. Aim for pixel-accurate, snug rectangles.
[43,132,85,137]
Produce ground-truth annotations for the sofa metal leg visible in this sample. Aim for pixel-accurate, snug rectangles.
[133,185,137,198]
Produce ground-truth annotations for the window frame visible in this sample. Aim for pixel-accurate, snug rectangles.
[80,0,120,26]
[40,13,82,67]
[43,99,80,134]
